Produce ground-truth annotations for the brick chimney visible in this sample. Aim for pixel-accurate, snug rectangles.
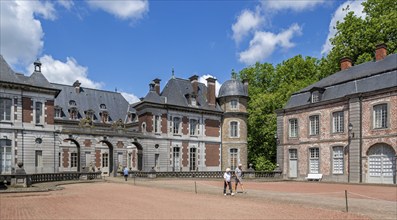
[73,80,81,94]
[340,57,352,70]
[375,43,387,61]
[242,78,249,94]
[189,75,199,95]
[206,77,216,107]
[153,78,161,95]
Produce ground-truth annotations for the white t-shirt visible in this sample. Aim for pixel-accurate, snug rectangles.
[224,172,231,182]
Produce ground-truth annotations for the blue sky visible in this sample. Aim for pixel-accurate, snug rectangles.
[0,0,365,103]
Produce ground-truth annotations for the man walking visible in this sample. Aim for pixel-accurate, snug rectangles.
[123,166,129,181]
[234,164,245,193]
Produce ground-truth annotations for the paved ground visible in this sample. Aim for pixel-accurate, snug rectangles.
[0,177,396,219]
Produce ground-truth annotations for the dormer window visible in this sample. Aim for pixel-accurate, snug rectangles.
[191,97,197,106]
[55,107,62,118]
[100,104,106,110]
[85,110,95,121]
[309,87,325,104]
[69,100,76,106]
[69,108,79,120]
[100,111,109,123]
[230,99,238,110]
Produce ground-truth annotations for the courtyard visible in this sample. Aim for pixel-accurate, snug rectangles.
[0,178,396,219]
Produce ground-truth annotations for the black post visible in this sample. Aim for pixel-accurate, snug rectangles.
[195,181,197,194]
[345,190,349,212]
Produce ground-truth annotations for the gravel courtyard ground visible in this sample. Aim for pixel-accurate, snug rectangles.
[0,178,395,219]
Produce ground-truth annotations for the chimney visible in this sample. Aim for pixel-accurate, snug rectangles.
[242,78,249,94]
[340,57,352,70]
[206,77,216,107]
[153,78,161,95]
[375,43,387,61]
[73,80,81,94]
[189,75,199,95]
[149,81,155,92]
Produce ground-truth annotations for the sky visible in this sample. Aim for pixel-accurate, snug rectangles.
[0,0,366,103]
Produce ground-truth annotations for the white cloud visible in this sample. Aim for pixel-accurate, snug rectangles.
[0,0,56,66]
[232,8,263,43]
[87,0,148,20]
[120,92,140,104]
[199,74,222,96]
[239,24,302,65]
[321,1,365,54]
[57,0,74,10]
[262,0,326,12]
[27,55,104,89]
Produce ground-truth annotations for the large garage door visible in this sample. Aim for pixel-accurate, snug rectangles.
[368,144,396,184]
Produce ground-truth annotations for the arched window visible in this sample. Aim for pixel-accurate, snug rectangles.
[100,104,107,109]
[69,100,76,106]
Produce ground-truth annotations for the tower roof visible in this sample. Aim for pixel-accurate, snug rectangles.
[218,79,248,98]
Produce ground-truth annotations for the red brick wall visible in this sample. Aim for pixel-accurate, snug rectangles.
[45,100,54,124]
[205,143,220,166]
[63,149,69,168]
[182,116,188,135]
[205,119,220,137]
[138,112,153,132]
[84,139,92,147]
[182,141,188,167]
[95,150,101,167]
[22,97,33,123]
[161,114,168,133]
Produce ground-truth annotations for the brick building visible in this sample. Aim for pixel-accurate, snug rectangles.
[0,55,248,175]
[276,45,397,184]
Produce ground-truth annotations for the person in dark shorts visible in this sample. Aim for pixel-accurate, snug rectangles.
[234,164,245,193]
[123,166,129,181]
[223,168,234,196]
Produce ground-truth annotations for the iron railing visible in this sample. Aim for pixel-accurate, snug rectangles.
[0,172,102,185]
[124,171,282,179]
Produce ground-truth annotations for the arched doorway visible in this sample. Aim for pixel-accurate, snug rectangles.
[132,142,143,171]
[63,138,81,172]
[367,144,396,184]
[98,140,114,176]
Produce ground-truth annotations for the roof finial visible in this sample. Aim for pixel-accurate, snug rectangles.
[231,69,237,80]
[172,67,175,79]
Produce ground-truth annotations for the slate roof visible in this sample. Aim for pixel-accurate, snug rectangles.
[135,77,222,112]
[52,83,129,122]
[218,79,248,98]
[285,54,397,109]
[0,55,59,92]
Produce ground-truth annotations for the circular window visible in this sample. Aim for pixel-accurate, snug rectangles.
[155,144,159,149]
[35,138,42,144]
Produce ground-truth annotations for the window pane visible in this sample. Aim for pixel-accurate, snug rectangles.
[309,148,319,173]
[230,148,238,170]
[230,121,238,137]
[289,119,298,137]
[332,147,344,174]
[309,115,319,135]
[333,111,344,133]
[0,98,12,121]
[189,148,196,171]
[373,104,387,129]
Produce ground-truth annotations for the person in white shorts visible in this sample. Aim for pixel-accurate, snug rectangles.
[223,168,234,196]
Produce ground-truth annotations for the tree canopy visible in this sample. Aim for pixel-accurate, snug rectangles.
[240,0,397,171]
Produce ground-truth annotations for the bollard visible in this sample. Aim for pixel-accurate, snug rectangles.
[195,181,197,194]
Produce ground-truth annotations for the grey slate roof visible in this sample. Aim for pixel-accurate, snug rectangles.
[52,83,129,122]
[137,78,222,112]
[218,79,248,98]
[285,54,397,109]
[0,55,60,92]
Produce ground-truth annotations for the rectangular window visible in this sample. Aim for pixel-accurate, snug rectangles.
[309,115,319,136]
[154,115,160,133]
[58,152,61,167]
[102,153,108,168]
[230,121,238,137]
[230,148,238,170]
[309,148,319,173]
[35,150,43,168]
[70,109,78,120]
[173,147,180,171]
[189,148,196,171]
[190,119,199,136]
[0,98,12,121]
[332,111,344,133]
[71,152,77,168]
[311,92,320,103]
[289,118,298,138]
[0,145,12,173]
[55,108,62,118]
[230,99,238,109]
[332,147,344,174]
[173,117,180,134]
[373,104,388,129]
[35,102,43,124]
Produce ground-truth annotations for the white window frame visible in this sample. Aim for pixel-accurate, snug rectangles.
[34,101,44,125]
[189,118,199,136]
[309,115,320,136]
[172,147,180,171]
[55,107,62,118]
[0,139,12,174]
[0,98,12,122]
[311,92,320,103]
[69,108,78,120]
[230,121,239,138]
[154,115,161,133]
[288,118,298,138]
[332,146,344,174]
[189,147,196,171]
[173,117,181,135]
[230,99,238,110]
[309,148,319,174]
[229,148,238,170]
[71,152,78,168]
[102,152,109,168]
[373,104,388,129]
[332,111,344,133]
